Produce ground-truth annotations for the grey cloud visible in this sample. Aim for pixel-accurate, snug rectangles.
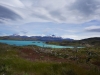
[49,10,66,21]
[86,28,100,32]
[34,14,50,20]
[0,20,3,23]
[0,5,22,23]
[69,0,100,16]
[21,31,28,34]
[1,0,100,24]
[32,12,54,22]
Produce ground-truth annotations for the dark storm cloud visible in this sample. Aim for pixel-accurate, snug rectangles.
[70,0,100,16]
[0,5,22,23]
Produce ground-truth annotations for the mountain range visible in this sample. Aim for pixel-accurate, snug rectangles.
[0,35,73,42]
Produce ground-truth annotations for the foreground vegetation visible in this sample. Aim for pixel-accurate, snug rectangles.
[0,42,100,75]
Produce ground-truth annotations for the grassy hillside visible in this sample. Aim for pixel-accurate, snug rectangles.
[47,37,100,47]
[0,43,100,75]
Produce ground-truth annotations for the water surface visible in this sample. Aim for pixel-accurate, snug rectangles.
[0,40,83,48]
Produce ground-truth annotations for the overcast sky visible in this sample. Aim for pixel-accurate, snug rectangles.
[0,0,100,40]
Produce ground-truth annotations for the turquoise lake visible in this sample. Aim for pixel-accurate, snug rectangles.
[0,40,83,49]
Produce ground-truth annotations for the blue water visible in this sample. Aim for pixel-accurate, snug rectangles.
[0,40,83,49]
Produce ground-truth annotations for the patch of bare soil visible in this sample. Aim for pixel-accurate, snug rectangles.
[92,61,100,68]
[18,48,68,62]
